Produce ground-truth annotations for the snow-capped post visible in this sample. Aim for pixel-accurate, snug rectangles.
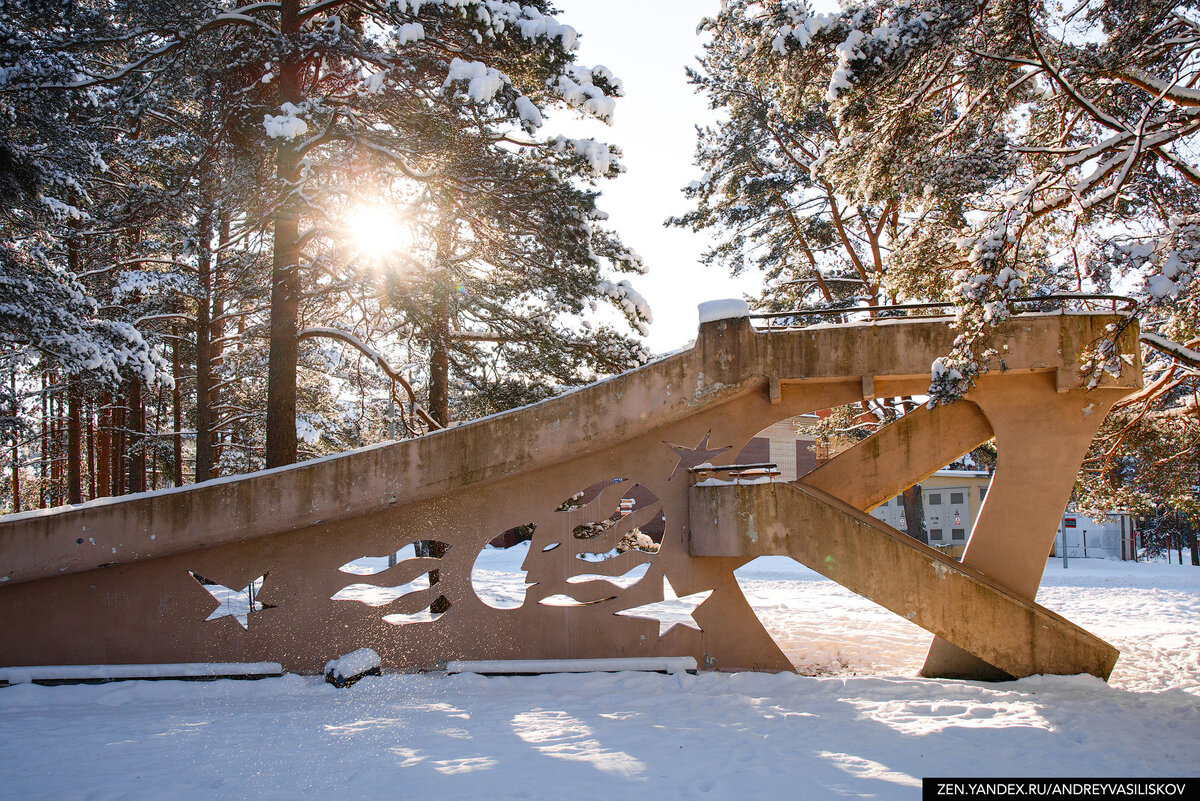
[323,648,381,688]
[697,299,750,326]
[696,300,754,391]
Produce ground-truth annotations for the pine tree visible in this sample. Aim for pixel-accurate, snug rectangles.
[2,1,650,503]
[56,1,646,464]
[671,1,966,314]
[682,0,1200,517]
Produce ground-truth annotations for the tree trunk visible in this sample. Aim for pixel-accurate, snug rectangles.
[96,393,111,499]
[86,401,95,500]
[901,483,928,545]
[428,294,451,427]
[64,235,82,504]
[423,244,452,611]
[227,313,249,465]
[150,385,164,490]
[127,377,146,494]
[265,0,303,469]
[39,371,48,508]
[428,219,454,428]
[49,373,61,507]
[110,392,125,496]
[195,204,215,481]
[9,368,19,513]
[172,337,184,487]
[415,539,451,614]
[209,211,229,476]
[66,375,82,504]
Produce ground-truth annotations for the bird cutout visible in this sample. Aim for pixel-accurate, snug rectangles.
[538,594,617,607]
[337,479,668,622]
[190,572,272,630]
[615,577,713,637]
[567,563,650,590]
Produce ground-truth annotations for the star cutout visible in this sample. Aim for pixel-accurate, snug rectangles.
[615,577,713,637]
[191,572,272,630]
[666,431,731,480]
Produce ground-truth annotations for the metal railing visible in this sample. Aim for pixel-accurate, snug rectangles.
[749,294,1136,329]
[688,463,781,483]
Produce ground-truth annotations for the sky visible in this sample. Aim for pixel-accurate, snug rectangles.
[550,0,752,354]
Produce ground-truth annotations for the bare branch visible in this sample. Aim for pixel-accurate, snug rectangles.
[297,327,442,431]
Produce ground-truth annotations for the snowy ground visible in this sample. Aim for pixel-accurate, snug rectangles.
[736,554,1200,695]
[3,548,1199,799]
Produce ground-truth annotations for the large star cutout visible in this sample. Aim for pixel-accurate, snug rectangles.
[191,572,272,630]
[666,431,731,480]
[615,577,713,637]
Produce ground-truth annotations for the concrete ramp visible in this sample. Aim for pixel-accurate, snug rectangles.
[688,479,1118,680]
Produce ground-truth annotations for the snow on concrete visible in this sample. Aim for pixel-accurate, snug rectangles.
[2,555,1198,799]
[447,657,696,675]
[692,475,776,486]
[323,648,381,682]
[698,297,749,323]
[0,345,699,529]
[0,662,281,685]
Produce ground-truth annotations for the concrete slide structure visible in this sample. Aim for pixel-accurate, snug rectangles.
[0,307,1141,679]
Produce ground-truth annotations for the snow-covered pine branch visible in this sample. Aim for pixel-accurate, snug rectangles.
[1141,333,1200,371]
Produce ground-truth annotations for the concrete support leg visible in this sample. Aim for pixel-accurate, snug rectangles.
[920,373,1127,679]
[802,400,994,511]
[689,481,1117,679]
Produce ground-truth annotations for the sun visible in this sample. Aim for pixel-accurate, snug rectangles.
[345,203,411,263]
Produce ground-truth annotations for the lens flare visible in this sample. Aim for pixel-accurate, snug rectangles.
[345,203,410,262]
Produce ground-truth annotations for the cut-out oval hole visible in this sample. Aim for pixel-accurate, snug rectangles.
[472,526,536,609]
[555,478,628,512]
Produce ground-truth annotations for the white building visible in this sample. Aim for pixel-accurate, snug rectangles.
[1054,511,1138,561]
[740,415,1139,561]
